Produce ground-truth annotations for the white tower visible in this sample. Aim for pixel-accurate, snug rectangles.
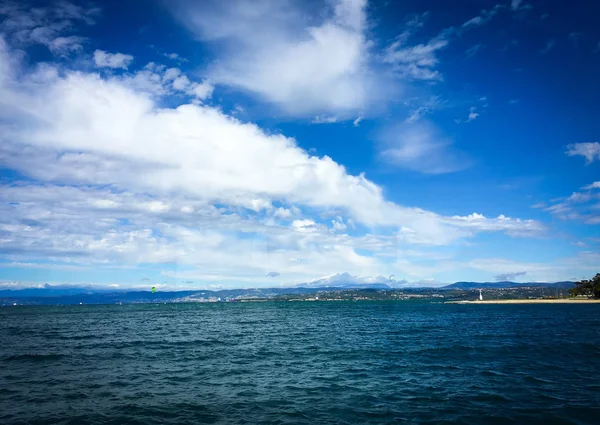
[479,289,483,301]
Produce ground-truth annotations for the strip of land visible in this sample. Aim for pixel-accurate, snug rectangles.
[449,299,600,304]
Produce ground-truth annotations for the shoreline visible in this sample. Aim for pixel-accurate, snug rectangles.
[449,299,600,304]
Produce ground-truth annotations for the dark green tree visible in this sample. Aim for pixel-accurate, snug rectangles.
[569,273,600,298]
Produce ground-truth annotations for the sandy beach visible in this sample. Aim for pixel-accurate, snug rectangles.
[449,299,600,304]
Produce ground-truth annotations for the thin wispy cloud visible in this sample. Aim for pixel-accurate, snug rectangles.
[539,39,556,55]
[384,35,448,81]
[568,32,583,47]
[461,4,504,29]
[378,121,472,174]
[465,44,484,58]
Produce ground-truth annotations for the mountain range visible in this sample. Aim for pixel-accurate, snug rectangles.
[0,280,576,305]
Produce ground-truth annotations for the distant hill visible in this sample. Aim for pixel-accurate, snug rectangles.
[442,281,575,289]
[0,286,384,305]
[1,280,578,305]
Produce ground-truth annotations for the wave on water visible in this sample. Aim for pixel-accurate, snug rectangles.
[1,302,600,424]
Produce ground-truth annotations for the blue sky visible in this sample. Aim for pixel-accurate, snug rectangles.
[0,0,599,290]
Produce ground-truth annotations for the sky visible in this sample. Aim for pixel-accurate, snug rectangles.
[0,0,599,290]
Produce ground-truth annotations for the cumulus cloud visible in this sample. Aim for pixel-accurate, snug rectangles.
[110,62,214,100]
[331,218,347,232]
[0,1,97,54]
[166,0,390,117]
[0,42,536,240]
[93,50,134,69]
[566,142,600,164]
[0,8,547,288]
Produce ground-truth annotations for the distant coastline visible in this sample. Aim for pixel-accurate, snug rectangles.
[449,299,600,304]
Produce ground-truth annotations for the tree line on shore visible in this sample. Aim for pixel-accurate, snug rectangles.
[570,273,600,298]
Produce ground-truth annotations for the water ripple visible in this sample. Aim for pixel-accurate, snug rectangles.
[1,302,600,424]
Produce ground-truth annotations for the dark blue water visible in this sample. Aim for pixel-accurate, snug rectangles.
[1,302,600,424]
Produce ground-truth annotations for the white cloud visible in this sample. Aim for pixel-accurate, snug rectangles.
[331,218,347,232]
[404,96,441,123]
[582,182,600,190]
[274,207,299,219]
[48,35,86,55]
[566,142,600,164]
[312,115,338,124]
[383,35,448,81]
[163,52,187,62]
[405,107,428,123]
[292,219,317,231]
[112,62,213,101]
[379,121,472,174]
[0,1,97,55]
[353,116,363,127]
[466,106,479,122]
[93,49,134,69]
[299,272,390,288]
[462,16,484,28]
[461,4,504,28]
[511,0,532,12]
[167,0,389,117]
[542,183,600,224]
[191,81,214,100]
[0,27,546,287]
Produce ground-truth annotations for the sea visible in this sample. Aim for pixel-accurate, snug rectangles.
[1,301,600,425]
